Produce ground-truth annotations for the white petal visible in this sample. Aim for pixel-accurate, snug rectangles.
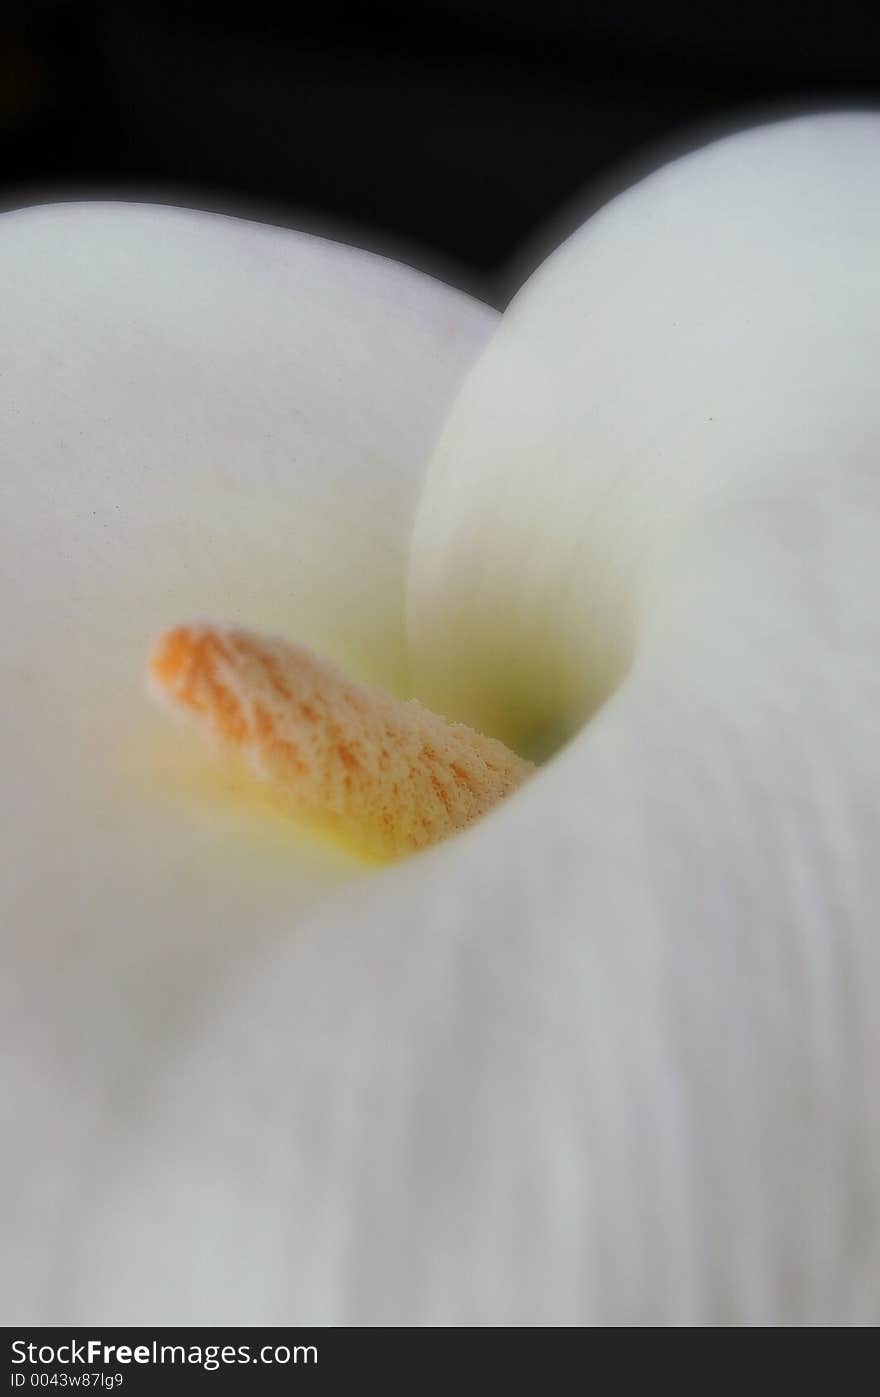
[0,202,495,1319]
[60,115,880,1324]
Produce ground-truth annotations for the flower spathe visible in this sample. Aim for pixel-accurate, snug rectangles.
[3,113,879,1324]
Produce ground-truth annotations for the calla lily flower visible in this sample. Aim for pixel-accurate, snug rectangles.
[3,111,879,1325]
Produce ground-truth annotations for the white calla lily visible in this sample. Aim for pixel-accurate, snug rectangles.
[3,113,880,1325]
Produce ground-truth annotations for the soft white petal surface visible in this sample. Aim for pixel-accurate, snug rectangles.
[405,111,880,1321]
[7,113,880,1326]
[0,203,495,1319]
[35,114,880,1327]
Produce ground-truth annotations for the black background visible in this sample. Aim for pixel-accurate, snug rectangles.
[2,2,879,303]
